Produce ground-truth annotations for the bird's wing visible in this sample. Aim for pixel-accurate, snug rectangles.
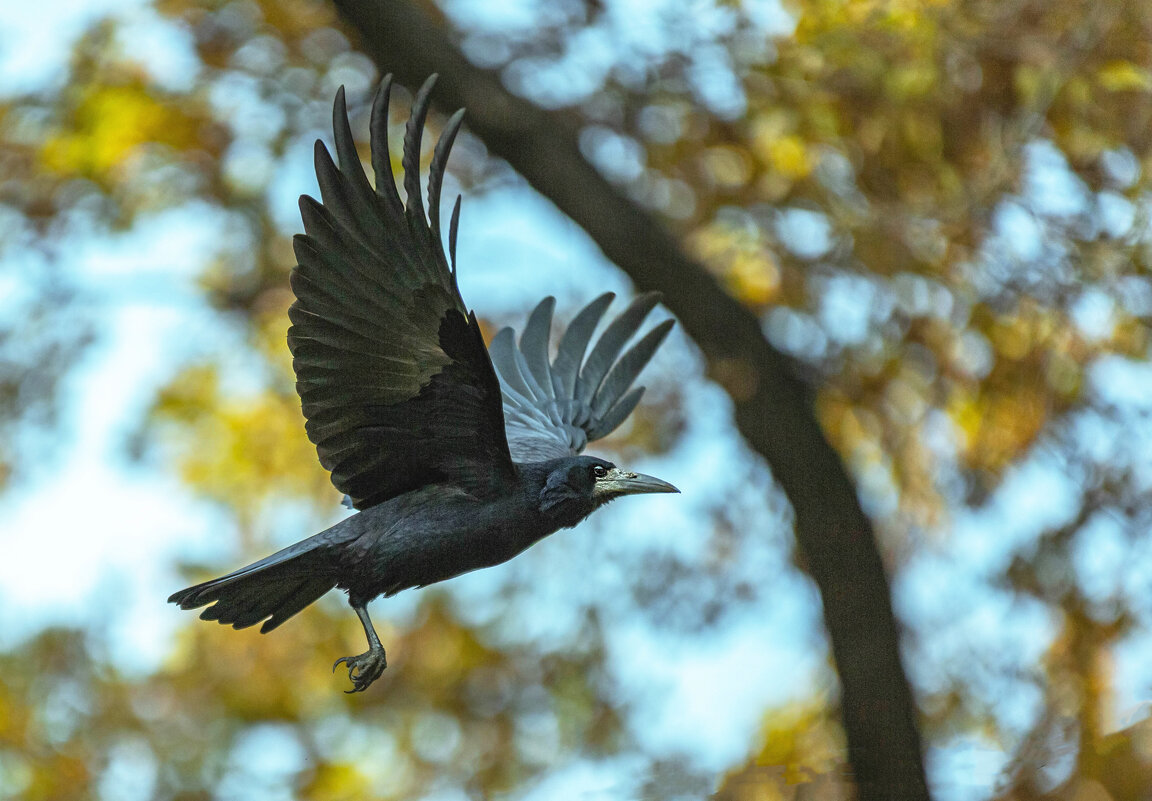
[288,75,515,510]
[489,293,674,461]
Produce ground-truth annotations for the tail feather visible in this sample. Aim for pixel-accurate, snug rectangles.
[259,575,337,632]
[169,539,339,634]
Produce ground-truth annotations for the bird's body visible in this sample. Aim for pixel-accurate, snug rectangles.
[335,458,605,601]
[170,76,677,692]
[339,482,544,600]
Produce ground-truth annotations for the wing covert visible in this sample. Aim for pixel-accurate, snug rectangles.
[288,75,514,509]
[490,293,674,461]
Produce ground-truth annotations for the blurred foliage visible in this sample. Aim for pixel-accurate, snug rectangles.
[2,0,1152,798]
[2,598,621,801]
[716,700,852,800]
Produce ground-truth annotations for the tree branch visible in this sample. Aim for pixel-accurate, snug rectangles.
[330,1,930,797]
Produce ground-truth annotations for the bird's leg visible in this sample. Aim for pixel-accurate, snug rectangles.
[333,602,388,693]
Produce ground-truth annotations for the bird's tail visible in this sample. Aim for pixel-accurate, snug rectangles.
[169,534,340,634]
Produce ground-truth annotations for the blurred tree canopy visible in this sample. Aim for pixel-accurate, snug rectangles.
[3,0,1152,799]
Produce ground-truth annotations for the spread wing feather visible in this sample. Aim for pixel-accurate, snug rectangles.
[490,293,674,461]
[288,75,514,510]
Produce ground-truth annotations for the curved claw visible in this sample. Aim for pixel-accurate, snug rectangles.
[333,647,388,693]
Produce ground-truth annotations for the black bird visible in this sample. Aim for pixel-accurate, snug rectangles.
[169,75,678,692]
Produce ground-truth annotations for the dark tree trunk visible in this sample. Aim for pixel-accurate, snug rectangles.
[329,1,931,798]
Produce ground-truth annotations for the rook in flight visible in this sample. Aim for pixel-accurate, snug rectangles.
[170,76,678,692]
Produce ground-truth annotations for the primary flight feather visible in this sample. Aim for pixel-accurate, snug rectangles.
[170,75,677,692]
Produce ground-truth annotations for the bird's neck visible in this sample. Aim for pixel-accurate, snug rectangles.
[514,460,597,532]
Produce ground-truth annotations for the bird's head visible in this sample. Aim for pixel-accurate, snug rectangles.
[537,455,678,526]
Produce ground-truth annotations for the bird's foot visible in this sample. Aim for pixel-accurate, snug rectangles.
[333,646,387,693]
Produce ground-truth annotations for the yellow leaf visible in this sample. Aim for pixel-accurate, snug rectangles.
[40,84,202,182]
[728,253,780,306]
[767,135,814,179]
[1097,60,1152,92]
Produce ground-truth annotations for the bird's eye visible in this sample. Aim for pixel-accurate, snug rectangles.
[593,465,608,479]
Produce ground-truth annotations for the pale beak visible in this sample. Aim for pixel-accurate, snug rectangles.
[596,467,680,499]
